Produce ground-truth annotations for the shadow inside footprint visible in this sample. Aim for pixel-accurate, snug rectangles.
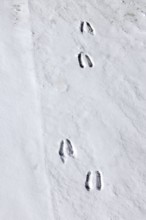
[96,171,102,191]
[85,171,92,191]
[78,52,84,68]
[59,140,65,163]
[86,22,94,35]
[85,54,93,68]
[66,139,74,158]
[80,21,84,33]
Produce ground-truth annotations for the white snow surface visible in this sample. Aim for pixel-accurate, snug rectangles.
[0,0,146,219]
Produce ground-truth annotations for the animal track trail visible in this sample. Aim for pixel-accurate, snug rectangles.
[96,171,103,191]
[85,171,92,191]
[80,21,95,35]
[59,139,76,163]
[78,52,94,68]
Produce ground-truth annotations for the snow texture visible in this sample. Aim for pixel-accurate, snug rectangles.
[0,0,146,219]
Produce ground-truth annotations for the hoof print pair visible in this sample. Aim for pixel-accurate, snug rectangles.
[78,52,93,68]
[85,170,103,192]
[80,21,95,35]
[59,139,75,163]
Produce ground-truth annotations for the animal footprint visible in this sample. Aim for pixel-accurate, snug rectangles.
[85,171,103,191]
[59,139,75,163]
[80,21,95,35]
[13,4,21,12]
[85,171,92,191]
[78,52,94,68]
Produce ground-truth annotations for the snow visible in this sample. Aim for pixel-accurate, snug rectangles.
[0,0,146,219]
